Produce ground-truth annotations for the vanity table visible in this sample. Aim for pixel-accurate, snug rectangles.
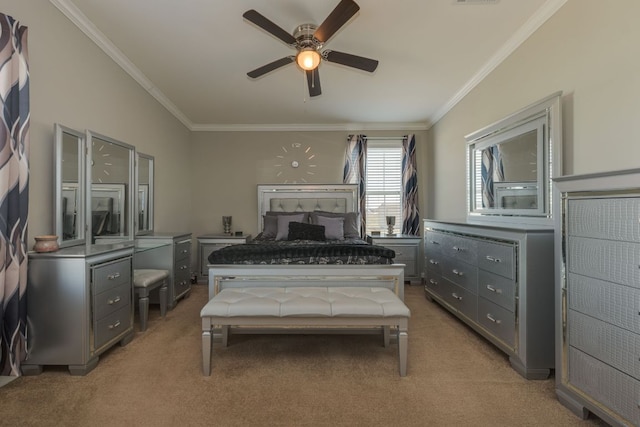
[22,243,134,376]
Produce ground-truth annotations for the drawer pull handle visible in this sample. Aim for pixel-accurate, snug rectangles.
[452,246,464,252]
[429,279,438,285]
[452,269,464,276]
[107,272,121,280]
[430,240,440,245]
[485,256,501,263]
[108,320,121,330]
[429,259,439,265]
[107,296,121,305]
[180,265,188,270]
[486,313,501,324]
[181,249,188,254]
[486,285,502,294]
[452,293,462,301]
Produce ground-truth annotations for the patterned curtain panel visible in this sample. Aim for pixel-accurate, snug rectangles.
[343,135,367,236]
[0,14,29,377]
[401,134,419,235]
[481,146,504,208]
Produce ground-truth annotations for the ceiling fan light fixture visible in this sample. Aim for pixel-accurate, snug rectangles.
[296,49,321,71]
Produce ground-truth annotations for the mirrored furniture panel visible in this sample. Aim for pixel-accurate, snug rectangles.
[136,152,154,234]
[466,92,562,226]
[54,124,86,247]
[87,131,136,245]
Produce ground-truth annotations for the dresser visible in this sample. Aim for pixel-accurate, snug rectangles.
[423,219,555,379]
[554,169,640,427]
[368,234,421,284]
[197,234,251,283]
[22,244,134,375]
[134,232,192,309]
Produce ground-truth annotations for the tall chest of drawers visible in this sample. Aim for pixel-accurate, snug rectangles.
[424,220,555,379]
[554,169,640,427]
[22,244,134,375]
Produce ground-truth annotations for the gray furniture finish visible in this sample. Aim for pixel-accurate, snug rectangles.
[197,234,251,282]
[134,232,192,309]
[423,219,555,379]
[554,168,640,427]
[368,234,422,284]
[23,244,135,376]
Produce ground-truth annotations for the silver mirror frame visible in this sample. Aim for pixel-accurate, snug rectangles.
[54,124,86,248]
[465,91,562,226]
[86,130,136,246]
[136,152,154,235]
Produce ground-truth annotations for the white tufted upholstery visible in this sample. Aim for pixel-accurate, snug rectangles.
[201,287,410,318]
[201,286,410,376]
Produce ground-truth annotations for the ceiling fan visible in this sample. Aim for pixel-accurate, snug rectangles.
[243,0,379,97]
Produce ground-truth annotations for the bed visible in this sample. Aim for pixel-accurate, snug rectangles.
[207,184,406,301]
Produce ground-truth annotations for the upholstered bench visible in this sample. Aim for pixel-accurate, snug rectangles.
[133,269,169,332]
[200,286,410,376]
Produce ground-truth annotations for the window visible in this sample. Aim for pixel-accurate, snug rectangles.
[365,140,402,235]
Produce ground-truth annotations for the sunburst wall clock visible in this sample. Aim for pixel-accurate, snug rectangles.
[274,143,316,183]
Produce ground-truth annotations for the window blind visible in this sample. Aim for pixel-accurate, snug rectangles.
[365,141,402,234]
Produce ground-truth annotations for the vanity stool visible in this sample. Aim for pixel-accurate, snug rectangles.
[133,269,169,332]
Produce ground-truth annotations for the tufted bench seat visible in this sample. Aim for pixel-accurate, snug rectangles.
[200,286,410,376]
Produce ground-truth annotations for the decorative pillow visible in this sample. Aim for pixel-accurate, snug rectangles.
[310,211,360,238]
[263,211,310,238]
[288,221,326,241]
[275,213,306,241]
[314,215,345,240]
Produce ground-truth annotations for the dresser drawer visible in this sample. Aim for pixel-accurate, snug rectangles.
[568,310,640,380]
[174,269,191,298]
[478,297,515,348]
[92,258,131,295]
[94,305,131,351]
[477,240,515,279]
[568,197,640,243]
[424,271,447,300]
[440,233,477,265]
[175,239,191,262]
[568,237,640,289]
[568,347,640,426]
[93,282,131,320]
[441,257,478,294]
[478,269,516,312]
[425,231,447,257]
[442,282,477,321]
[568,273,640,334]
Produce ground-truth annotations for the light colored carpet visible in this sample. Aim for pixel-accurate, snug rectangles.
[1,284,606,426]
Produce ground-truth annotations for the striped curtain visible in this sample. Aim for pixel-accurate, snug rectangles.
[343,135,367,236]
[401,134,419,235]
[0,14,29,377]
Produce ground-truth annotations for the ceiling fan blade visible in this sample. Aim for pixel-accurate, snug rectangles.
[306,69,322,97]
[324,50,378,73]
[247,56,295,79]
[243,10,296,46]
[314,0,360,44]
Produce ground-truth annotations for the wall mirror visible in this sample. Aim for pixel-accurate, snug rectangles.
[87,131,135,244]
[466,92,562,225]
[54,124,86,247]
[136,152,154,234]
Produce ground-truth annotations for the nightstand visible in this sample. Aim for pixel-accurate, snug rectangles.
[197,234,251,283]
[368,234,422,284]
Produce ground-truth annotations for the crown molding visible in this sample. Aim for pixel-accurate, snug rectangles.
[430,0,568,128]
[189,122,430,132]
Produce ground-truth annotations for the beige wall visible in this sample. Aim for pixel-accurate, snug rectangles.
[189,130,427,239]
[427,0,640,220]
[0,1,192,245]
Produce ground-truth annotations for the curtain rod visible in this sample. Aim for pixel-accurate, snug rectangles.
[360,136,406,141]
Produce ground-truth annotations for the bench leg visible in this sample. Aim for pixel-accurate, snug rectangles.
[139,296,149,332]
[383,326,390,348]
[159,284,168,318]
[398,324,408,377]
[221,325,229,347]
[202,328,212,376]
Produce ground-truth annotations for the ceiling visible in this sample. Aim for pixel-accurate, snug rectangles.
[52,0,565,131]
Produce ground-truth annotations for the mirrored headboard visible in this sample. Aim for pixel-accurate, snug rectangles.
[466,92,562,226]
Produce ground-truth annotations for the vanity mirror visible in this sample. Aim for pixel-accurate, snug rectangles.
[136,152,154,234]
[466,92,562,226]
[86,131,135,244]
[54,124,86,247]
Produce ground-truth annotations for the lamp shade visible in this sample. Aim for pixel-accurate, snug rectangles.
[296,49,321,71]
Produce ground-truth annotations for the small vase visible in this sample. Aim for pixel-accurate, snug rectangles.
[33,235,59,253]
